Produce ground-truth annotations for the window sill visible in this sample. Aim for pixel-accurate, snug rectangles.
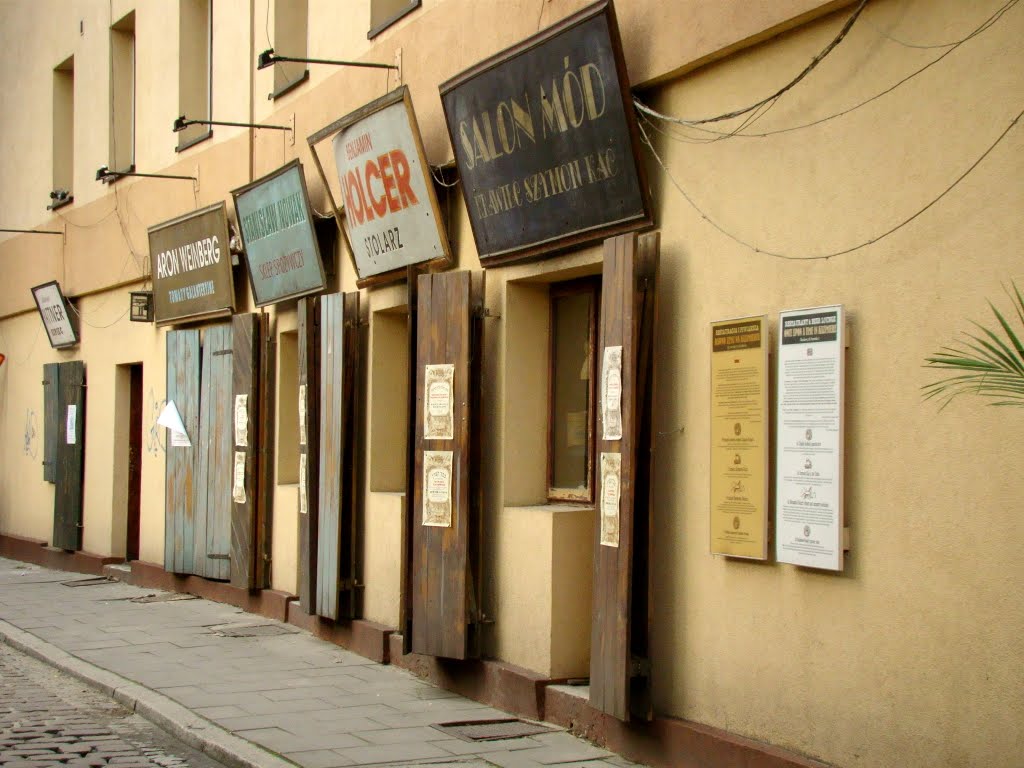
[175,128,213,153]
[46,196,74,211]
[505,502,594,515]
[269,70,309,101]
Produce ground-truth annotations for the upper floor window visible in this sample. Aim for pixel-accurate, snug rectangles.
[110,10,135,172]
[50,55,74,210]
[177,0,212,152]
[270,0,308,98]
[368,0,420,39]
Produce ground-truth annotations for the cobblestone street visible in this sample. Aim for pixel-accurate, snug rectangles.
[0,644,225,768]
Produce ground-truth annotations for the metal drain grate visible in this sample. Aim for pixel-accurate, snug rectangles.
[209,622,298,638]
[431,718,555,742]
[61,576,116,587]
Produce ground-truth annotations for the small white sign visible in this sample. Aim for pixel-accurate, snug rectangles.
[600,452,621,547]
[232,451,247,504]
[234,394,248,447]
[298,453,308,514]
[298,384,307,446]
[158,401,191,448]
[65,405,77,445]
[602,346,623,441]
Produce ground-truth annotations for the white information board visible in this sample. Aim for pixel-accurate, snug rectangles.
[775,305,845,571]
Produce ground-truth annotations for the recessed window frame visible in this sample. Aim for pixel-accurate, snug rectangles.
[546,277,600,503]
[51,55,75,209]
[368,0,421,39]
[109,10,136,174]
[176,0,213,153]
[269,0,309,100]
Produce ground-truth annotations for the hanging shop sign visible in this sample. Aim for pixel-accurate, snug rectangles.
[232,160,326,307]
[709,316,769,560]
[307,85,452,287]
[775,305,846,571]
[147,202,235,325]
[440,0,651,267]
[31,281,79,349]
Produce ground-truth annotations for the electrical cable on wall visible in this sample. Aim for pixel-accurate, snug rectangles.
[637,106,1023,261]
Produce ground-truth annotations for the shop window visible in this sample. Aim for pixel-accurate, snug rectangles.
[278,330,299,484]
[548,279,599,502]
[51,56,74,207]
[368,0,420,39]
[177,0,212,152]
[110,11,135,172]
[271,0,308,98]
[369,308,408,492]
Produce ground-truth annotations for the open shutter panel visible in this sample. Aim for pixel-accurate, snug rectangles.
[230,313,261,589]
[590,232,659,722]
[165,330,200,574]
[194,323,234,580]
[297,297,321,614]
[317,292,361,620]
[411,270,484,660]
[42,363,59,482]
[52,361,86,551]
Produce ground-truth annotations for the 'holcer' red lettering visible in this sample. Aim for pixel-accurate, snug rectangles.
[343,149,419,226]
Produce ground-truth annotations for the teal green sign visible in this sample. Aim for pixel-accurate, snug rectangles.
[232,160,326,307]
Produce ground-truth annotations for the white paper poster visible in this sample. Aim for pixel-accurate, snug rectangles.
[65,405,77,445]
[424,364,455,440]
[600,452,622,547]
[234,394,248,447]
[157,401,191,448]
[775,305,845,571]
[298,453,308,515]
[232,451,247,504]
[422,450,453,527]
[602,346,623,440]
[298,384,307,446]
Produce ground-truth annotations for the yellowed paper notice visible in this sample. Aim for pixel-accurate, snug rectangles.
[298,384,307,446]
[232,451,247,504]
[422,450,453,527]
[298,453,307,515]
[600,452,621,547]
[424,364,455,440]
[602,346,623,440]
[234,394,248,447]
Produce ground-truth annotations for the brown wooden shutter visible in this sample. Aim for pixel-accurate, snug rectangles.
[317,292,361,619]
[298,297,321,613]
[165,330,200,574]
[589,231,659,722]
[230,313,261,589]
[42,363,59,483]
[411,270,484,660]
[52,361,86,551]
[194,323,234,580]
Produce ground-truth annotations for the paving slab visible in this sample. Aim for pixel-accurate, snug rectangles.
[0,558,641,768]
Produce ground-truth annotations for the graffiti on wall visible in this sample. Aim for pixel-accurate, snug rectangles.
[23,409,38,458]
[146,388,166,455]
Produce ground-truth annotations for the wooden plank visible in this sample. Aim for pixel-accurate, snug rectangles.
[165,330,200,574]
[297,297,321,613]
[230,313,259,589]
[52,361,85,551]
[589,232,658,722]
[411,270,483,659]
[42,363,59,483]
[339,292,362,619]
[205,324,234,581]
[317,293,342,619]
[256,311,275,589]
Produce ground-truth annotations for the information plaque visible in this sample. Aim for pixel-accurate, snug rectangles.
[31,281,79,349]
[775,305,845,571]
[710,316,769,559]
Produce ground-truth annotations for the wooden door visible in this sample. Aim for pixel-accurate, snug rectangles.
[297,297,321,613]
[52,361,86,551]
[194,323,234,580]
[411,270,484,660]
[589,231,659,722]
[317,292,361,620]
[165,329,200,574]
[42,363,59,483]
[126,364,143,561]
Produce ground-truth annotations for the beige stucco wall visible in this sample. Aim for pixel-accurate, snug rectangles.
[1,0,1021,766]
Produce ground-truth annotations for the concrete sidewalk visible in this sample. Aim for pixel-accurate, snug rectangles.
[0,557,639,768]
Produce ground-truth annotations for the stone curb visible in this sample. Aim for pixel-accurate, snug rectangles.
[0,618,297,768]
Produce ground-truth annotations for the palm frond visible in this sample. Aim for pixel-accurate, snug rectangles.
[923,281,1024,408]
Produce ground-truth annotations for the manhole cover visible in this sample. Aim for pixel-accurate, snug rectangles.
[431,718,555,742]
[61,576,116,587]
[209,622,297,638]
[130,593,199,604]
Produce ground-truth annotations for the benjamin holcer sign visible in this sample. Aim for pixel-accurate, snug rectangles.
[232,160,326,307]
[147,202,235,325]
[440,0,651,267]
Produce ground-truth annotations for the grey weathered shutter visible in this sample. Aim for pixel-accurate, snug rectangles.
[165,330,200,574]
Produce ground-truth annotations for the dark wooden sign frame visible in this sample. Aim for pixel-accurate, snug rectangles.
[439,0,652,268]
[32,280,80,349]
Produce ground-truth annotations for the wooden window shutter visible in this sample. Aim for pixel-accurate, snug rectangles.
[42,362,59,483]
[165,329,200,574]
[52,361,86,551]
[297,296,321,614]
[411,270,484,660]
[230,313,265,589]
[317,292,361,620]
[590,231,659,722]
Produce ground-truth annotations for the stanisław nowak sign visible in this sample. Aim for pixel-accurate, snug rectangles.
[147,202,235,325]
[32,281,79,349]
[307,85,452,287]
[232,160,326,307]
[440,0,651,267]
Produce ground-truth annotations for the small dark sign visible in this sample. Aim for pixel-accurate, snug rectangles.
[147,202,235,325]
[440,0,651,267]
[31,281,79,349]
[232,160,327,307]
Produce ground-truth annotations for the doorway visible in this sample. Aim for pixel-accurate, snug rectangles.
[126,364,142,561]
